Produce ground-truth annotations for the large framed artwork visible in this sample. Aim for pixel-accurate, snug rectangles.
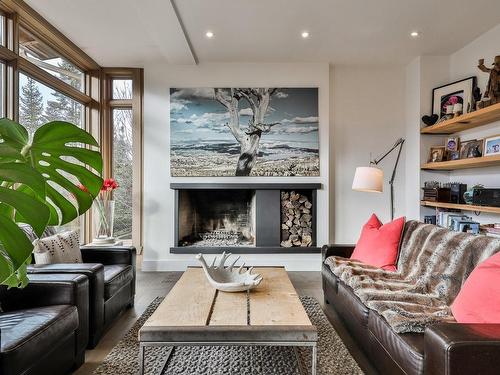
[170,88,319,177]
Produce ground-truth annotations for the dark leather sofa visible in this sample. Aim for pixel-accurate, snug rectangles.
[322,244,500,375]
[28,245,136,348]
[0,273,89,375]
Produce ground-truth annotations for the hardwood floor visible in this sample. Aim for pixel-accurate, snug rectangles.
[74,257,374,374]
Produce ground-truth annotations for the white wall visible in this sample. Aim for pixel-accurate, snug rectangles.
[333,66,406,243]
[142,63,330,271]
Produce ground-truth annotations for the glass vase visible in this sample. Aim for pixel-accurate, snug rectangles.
[92,199,115,244]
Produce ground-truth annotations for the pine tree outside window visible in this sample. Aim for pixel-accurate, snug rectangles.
[19,72,84,234]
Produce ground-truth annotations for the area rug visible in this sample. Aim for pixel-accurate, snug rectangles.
[93,296,363,375]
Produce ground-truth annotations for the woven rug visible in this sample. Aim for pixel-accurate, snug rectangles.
[93,296,363,375]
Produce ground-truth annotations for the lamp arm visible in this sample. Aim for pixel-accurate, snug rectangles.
[371,138,405,166]
[370,137,405,220]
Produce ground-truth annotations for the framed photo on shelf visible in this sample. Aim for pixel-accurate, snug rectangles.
[432,77,476,122]
[484,134,500,156]
[445,137,459,152]
[448,151,460,160]
[459,139,483,159]
[428,146,445,163]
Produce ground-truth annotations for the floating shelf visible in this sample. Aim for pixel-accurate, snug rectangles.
[421,201,500,214]
[421,154,500,170]
[420,103,500,134]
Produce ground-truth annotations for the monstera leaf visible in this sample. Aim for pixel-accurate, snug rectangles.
[0,118,103,287]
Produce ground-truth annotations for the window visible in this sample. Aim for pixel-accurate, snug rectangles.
[105,72,143,247]
[112,79,132,99]
[19,26,85,91]
[19,72,83,137]
[112,108,133,239]
[0,62,5,117]
[19,72,84,233]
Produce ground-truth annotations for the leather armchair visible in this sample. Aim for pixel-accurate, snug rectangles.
[28,245,136,348]
[0,273,89,375]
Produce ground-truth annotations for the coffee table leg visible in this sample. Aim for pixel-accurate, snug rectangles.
[139,344,145,375]
[311,344,317,375]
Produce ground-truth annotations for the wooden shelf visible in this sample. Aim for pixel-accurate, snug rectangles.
[421,201,500,214]
[421,154,500,170]
[420,103,500,134]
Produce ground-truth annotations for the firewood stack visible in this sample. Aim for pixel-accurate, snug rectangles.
[280,191,313,247]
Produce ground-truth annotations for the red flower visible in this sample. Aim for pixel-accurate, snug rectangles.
[101,178,119,192]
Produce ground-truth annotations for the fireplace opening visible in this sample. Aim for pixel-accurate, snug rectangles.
[178,189,256,247]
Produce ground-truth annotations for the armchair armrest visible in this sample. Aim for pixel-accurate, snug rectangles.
[80,246,136,266]
[425,323,500,375]
[0,273,90,353]
[321,244,355,261]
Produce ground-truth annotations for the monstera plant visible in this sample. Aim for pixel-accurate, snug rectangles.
[0,118,103,288]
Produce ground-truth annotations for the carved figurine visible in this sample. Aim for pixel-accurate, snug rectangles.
[477,55,500,109]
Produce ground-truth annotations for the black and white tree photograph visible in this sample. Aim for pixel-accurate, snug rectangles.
[170,88,319,177]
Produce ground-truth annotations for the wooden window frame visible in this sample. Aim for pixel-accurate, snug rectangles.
[102,68,144,249]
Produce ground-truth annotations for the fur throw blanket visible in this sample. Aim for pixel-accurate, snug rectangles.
[325,221,500,333]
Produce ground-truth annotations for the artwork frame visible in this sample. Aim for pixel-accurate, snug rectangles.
[459,139,483,159]
[170,87,320,177]
[432,77,476,122]
[428,146,445,163]
[484,134,500,156]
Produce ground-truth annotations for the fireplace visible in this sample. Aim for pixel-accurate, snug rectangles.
[178,189,256,247]
[172,183,321,253]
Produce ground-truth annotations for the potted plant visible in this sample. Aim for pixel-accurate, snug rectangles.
[0,118,103,288]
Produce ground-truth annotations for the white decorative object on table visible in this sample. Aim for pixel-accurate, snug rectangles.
[196,252,263,292]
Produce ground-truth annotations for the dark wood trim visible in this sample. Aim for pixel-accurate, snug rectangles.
[170,246,321,254]
[18,57,93,104]
[170,183,323,190]
[1,0,100,71]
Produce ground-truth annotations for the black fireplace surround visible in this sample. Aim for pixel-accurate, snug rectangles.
[171,183,321,254]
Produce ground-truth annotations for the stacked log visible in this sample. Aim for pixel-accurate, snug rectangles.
[280,191,313,247]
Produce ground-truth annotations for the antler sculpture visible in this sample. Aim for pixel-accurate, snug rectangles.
[196,252,263,292]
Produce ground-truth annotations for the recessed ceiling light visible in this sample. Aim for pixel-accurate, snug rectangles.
[410,31,420,38]
[301,31,310,39]
[205,31,214,38]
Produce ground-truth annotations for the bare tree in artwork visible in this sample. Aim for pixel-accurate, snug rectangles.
[214,88,279,176]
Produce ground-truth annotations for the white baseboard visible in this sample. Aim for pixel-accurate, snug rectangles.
[141,254,322,272]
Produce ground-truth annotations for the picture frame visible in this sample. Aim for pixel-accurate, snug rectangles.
[459,139,483,159]
[432,77,476,122]
[428,146,445,163]
[445,137,459,152]
[484,134,500,156]
[448,151,460,160]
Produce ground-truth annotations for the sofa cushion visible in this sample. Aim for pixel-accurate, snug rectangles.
[33,230,82,264]
[368,311,424,375]
[351,214,405,271]
[104,265,133,300]
[0,305,78,375]
[451,251,500,323]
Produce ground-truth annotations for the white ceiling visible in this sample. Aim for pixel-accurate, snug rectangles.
[26,0,500,67]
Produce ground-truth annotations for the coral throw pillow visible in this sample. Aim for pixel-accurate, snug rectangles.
[451,251,500,323]
[350,214,405,271]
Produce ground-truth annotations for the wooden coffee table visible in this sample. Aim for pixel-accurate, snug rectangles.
[139,267,317,374]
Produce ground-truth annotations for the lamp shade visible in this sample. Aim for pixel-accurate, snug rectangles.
[352,167,383,193]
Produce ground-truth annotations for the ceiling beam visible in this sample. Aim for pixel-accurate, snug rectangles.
[170,0,198,65]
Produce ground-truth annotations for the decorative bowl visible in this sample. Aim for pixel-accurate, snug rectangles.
[196,252,263,292]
